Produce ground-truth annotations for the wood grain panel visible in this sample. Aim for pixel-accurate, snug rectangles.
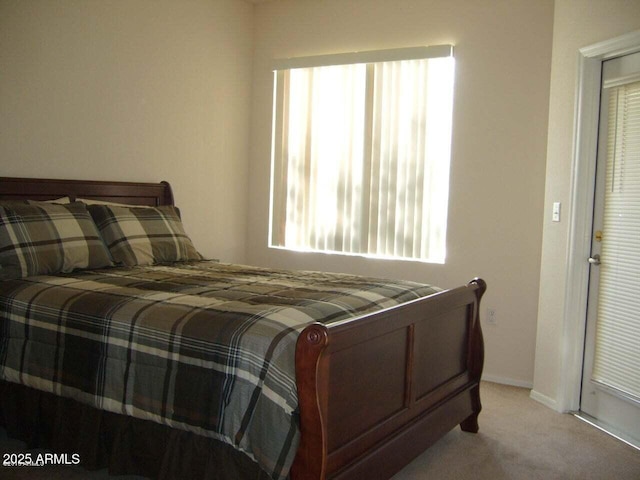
[0,177,173,206]
[325,327,410,451]
[413,306,470,400]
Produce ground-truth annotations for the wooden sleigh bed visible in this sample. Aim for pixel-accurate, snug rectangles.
[0,176,486,480]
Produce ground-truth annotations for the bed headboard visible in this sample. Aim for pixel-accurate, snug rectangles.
[0,177,174,206]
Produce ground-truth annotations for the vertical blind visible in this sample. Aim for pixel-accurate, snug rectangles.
[270,46,454,263]
[592,79,640,401]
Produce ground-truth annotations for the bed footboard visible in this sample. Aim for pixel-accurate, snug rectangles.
[292,278,486,480]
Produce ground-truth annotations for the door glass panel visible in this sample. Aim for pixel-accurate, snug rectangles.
[591,80,640,401]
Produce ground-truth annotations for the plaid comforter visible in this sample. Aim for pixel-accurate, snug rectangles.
[0,261,439,479]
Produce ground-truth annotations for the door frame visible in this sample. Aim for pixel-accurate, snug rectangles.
[561,30,640,413]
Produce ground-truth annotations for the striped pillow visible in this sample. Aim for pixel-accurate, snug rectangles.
[88,204,202,266]
[1,197,71,205]
[0,202,114,280]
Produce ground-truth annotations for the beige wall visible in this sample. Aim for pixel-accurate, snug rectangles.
[248,0,554,386]
[7,0,618,394]
[0,0,253,262]
[533,0,640,407]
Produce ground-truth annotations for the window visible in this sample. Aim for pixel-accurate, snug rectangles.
[269,45,455,263]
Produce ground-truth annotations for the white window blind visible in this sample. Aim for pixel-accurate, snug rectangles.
[269,46,454,263]
[592,79,640,401]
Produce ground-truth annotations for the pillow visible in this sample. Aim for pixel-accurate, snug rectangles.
[32,197,72,204]
[0,197,71,206]
[87,204,202,266]
[77,198,151,208]
[0,202,114,280]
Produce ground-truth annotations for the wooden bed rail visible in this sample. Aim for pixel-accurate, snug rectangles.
[292,278,486,480]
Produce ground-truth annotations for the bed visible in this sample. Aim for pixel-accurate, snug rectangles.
[0,176,486,480]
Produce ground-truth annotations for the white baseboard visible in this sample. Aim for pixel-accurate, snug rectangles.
[529,389,559,411]
[481,374,533,389]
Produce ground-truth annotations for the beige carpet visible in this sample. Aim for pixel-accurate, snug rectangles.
[392,382,640,480]
[1,382,639,479]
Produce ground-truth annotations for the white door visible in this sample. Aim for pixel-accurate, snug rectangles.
[580,51,640,448]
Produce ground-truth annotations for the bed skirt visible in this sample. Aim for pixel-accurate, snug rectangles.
[0,381,270,480]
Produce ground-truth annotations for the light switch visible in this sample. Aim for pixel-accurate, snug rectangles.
[552,202,561,222]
